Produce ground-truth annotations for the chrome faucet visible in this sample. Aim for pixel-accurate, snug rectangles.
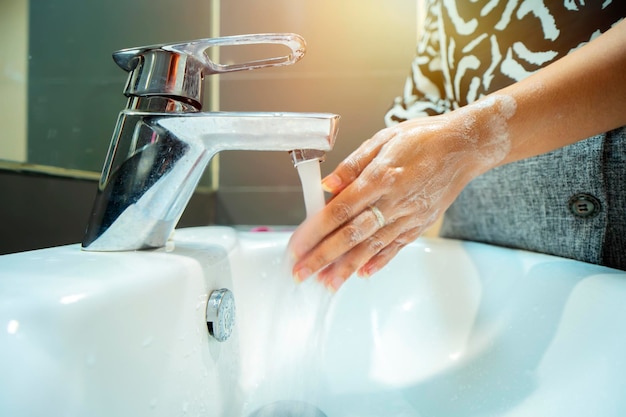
[82,34,339,251]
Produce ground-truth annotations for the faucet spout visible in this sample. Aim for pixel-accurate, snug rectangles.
[81,111,339,251]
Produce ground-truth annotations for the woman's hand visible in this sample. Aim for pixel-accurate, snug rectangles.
[288,19,626,291]
[288,96,516,291]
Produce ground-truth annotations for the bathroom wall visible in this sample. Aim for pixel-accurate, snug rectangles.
[27,0,217,171]
[215,0,418,225]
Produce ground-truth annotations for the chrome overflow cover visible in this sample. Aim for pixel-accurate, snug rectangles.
[206,288,236,342]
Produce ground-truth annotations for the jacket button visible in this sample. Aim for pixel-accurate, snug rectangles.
[569,193,601,218]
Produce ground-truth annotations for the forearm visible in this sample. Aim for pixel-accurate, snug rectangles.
[470,19,626,168]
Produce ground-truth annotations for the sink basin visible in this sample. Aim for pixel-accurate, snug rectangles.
[2,226,626,416]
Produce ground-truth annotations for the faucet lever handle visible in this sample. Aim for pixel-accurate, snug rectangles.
[112,33,306,109]
[113,33,306,74]
[165,33,306,74]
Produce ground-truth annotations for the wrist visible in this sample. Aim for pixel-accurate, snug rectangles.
[454,94,518,175]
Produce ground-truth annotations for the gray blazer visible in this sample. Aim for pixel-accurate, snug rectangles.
[441,127,626,271]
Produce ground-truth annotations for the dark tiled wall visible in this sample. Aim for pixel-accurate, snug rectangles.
[27,0,216,172]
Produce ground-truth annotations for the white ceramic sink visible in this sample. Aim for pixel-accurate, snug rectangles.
[2,226,626,416]
[0,228,244,416]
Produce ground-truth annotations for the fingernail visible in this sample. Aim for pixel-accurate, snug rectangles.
[358,265,377,278]
[322,174,342,193]
[287,247,299,263]
[287,239,303,262]
[327,275,345,292]
[293,267,312,283]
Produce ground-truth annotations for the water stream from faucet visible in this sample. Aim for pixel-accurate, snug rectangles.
[239,257,333,417]
[239,157,332,416]
[295,159,326,219]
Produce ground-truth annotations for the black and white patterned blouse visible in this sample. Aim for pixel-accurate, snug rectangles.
[386,0,625,123]
[384,0,626,270]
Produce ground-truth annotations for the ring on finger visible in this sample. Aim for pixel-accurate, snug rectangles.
[369,205,385,228]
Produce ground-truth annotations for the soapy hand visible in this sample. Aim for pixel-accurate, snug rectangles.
[288,96,516,291]
[290,18,626,290]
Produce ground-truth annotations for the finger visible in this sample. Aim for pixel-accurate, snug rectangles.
[357,228,423,278]
[317,217,407,290]
[321,132,390,194]
[292,202,387,282]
